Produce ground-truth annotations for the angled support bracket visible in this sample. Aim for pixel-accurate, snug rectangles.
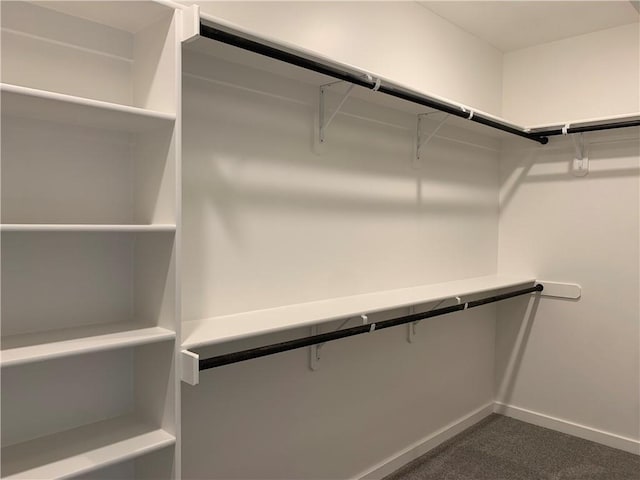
[415,113,450,165]
[181,350,200,386]
[309,314,369,370]
[314,75,381,153]
[319,82,356,144]
[570,132,589,177]
[309,325,321,371]
[406,297,453,343]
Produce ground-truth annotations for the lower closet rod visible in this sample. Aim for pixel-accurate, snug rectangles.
[199,283,544,371]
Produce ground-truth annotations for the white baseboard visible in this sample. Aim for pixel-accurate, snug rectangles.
[354,402,494,480]
[355,401,639,480]
[494,402,640,455]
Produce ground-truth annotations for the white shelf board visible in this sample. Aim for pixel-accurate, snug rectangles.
[1,83,176,132]
[1,323,175,368]
[0,224,177,233]
[526,112,640,131]
[0,415,175,479]
[182,275,536,349]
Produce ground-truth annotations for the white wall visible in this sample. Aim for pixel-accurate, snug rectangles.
[497,19,640,453]
[496,129,640,452]
[502,23,640,125]
[189,1,504,116]
[180,46,501,478]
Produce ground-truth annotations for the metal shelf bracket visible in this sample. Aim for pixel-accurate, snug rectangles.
[406,297,451,343]
[309,325,321,371]
[407,305,418,343]
[318,81,356,146]
[416,113,450,165]
[309,314,369,370]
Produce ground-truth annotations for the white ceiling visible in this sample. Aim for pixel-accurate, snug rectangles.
[419,1,640,52]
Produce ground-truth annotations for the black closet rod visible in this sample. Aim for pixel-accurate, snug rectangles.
[199,283,544,371]
[199,23,550,145]
[531,118,640,137]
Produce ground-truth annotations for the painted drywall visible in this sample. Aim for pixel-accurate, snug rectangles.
[180,47,502,478]
[188,1,504,116]
[498,20,640,452]
[502,23,640,126]
[497,129,640,450]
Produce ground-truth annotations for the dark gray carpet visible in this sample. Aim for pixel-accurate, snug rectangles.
[384,414,640,480]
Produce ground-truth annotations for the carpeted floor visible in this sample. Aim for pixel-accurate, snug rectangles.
[384,414,640,480]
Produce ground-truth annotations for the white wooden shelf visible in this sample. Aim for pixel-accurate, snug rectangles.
[182,275,536,349]
[1,323,176,368]
[0,415,175,479]
[0,224,177,233]
[0,83,176,132]
[525,112,640,131]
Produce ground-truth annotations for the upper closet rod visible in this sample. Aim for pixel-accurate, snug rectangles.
[199,283,544,371]
[199,23,549,145]
[530,118,640,137]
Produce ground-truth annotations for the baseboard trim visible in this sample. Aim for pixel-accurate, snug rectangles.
[354,402,494,479]
[494,402,640,455]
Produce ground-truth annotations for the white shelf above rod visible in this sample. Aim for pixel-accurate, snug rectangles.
[180,278,580,385]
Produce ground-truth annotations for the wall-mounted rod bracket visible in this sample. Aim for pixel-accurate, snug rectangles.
[309,314,369,370]
[181,350,200,386]
[416,113,450,164]
[569,132,589,177]
[538,280,581,299]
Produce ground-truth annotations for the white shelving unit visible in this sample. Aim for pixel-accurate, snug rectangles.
[0,1,192,478]
[182,275,536,349]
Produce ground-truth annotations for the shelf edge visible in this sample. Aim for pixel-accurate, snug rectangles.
[1,327,176,368]
[182,275,537,349]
